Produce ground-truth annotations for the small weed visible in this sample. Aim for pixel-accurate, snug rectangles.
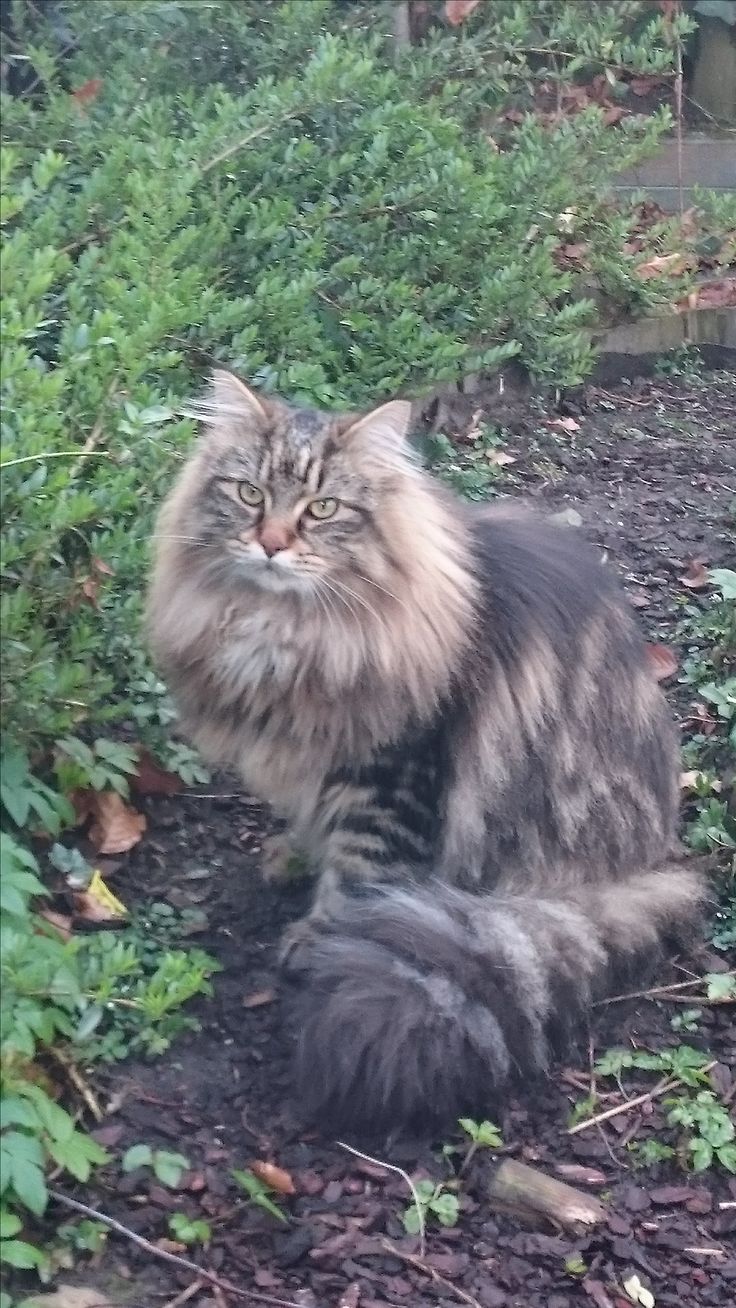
[402,1178,459,1235]
[169,1212,211,1245]
[426,426,508,501]
[121,1144,190,1188]
[654,344,704,384]
[670,1008,701,1034]
[231,1168,288,1224]
[564,1254,588,1277]
[665,1091,736,1173]
[628,1139,676,1169]
[595,1044,735,1174]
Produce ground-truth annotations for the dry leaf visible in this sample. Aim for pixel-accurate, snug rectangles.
[71,78,103,105]
[445,0,480,25]
[87,790,147,854]
[628,593,650,609]
[80,576,100,608]
[679,559,710,590]
[645,643,678,682]
[634,252,690,281]
[547,416,581,433]
[21,1288,114,1308]
[251,1160,296,1196]
[485,450,517,466]
[243,988,277,1009]
[130,748,183,798]
[38,909,73,940]
[680,770,721,792]
[602,105,627,125]
[92,556,115,576]
[677,277,736,311]
[74,869,128,923]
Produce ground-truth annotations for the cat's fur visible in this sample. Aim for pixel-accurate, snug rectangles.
[148,370,704,1131]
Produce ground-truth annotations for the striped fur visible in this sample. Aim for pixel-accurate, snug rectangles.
[148,371,705,1131]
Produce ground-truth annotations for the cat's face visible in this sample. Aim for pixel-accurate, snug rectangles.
[177,372,414,599]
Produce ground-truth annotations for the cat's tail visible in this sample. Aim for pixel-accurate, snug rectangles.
[291,867,705,1131]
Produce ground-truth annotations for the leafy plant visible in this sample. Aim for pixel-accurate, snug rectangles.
[121,1144,190,1188]
[402,1178,459,1235]
[665,1091,736,1173]
[231,1168,289,1224]
[168,1211,211,1245]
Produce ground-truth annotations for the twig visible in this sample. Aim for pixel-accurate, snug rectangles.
[200,110,305,175]
[162,1281,205,1308]
[0,451,111,470]
[47,1045,103,1122]
[70,380,119,480]
[337,1140,427,1259]
[595,978,709,1006]
[48,1189,302,1308]
[381,1239,483,1308]
[568,1061,716,1135]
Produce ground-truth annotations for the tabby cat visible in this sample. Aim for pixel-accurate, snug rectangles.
[147,371,704,1131]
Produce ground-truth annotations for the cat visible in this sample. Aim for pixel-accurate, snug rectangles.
[147,370,705,1131]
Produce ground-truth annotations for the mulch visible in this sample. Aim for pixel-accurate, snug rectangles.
[32,369,736,1308]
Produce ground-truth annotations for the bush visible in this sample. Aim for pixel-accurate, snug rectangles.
[0,0,706,1282]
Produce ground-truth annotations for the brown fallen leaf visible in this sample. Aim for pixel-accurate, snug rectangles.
[87,790,147,854]
[38,909,73,940]
[73,869,127,923]
[445,0,480,25]
[130,747,183,797]
[20,1290,113,1308]
[485,450,517,466]
[547,416,581,433]
[251,1160,296,1196]
[679,559,710,590]
[243,988,277,1009]
[71,77,103,105]
[645,643,678,682]
[634,251,690,281]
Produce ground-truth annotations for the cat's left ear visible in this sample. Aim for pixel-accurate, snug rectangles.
[339,400,413,452]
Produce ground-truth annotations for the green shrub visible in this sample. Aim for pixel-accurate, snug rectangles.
[0,0,710,1284]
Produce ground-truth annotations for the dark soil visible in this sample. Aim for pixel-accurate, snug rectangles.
[46,370,736,1308]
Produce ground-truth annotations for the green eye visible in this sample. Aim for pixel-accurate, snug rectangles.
[307,497,338,520]
[238,481,264,507]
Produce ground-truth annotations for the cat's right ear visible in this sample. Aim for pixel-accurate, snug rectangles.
[183,370,272,434]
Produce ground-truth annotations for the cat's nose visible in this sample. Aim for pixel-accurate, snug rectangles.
[258,522,294,558]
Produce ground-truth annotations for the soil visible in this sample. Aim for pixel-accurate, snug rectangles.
[33,370,736,1308]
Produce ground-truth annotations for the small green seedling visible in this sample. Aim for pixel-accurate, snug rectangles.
[231,1168,288,1223]
[402,1179,459,1235]
[628,1139,676,1169]
[121,1144,190,1188]
[168,1212,212,1245]
[564,1254,588,1277]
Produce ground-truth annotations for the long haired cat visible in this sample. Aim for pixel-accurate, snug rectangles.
[148,370,704,1131]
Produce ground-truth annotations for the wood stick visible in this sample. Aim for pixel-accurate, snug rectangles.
[381,1239,483,1308]
[485,1158,605,1231]
[338,1140,427,1258]
[568,1061,717,1136]
[48,1189,301,1308]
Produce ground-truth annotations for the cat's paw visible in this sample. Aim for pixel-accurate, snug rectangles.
[260,834,309,884]
[278,916,323,974]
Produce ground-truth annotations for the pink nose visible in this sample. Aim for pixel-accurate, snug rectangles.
[258,523,293,557]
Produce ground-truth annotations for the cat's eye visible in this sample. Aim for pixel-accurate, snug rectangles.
[238,481,265,508]
[307,497,338,520]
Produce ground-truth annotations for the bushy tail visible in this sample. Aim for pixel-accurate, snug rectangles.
[292,867,705,1132]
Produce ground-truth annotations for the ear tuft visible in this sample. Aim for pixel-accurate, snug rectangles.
[209,370,270,425]
[341,400,413,450]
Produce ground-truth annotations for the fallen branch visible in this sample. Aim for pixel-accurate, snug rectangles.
[595,979,705,1006]
[47,1045,104,1122]
[381,1239,483,1308]
[337,1140,427,1258]
[48,1189,301,1308]
[568,1061,717,1136]
[484,1158,606,1231]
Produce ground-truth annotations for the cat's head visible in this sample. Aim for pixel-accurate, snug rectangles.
[169,370,418,597]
